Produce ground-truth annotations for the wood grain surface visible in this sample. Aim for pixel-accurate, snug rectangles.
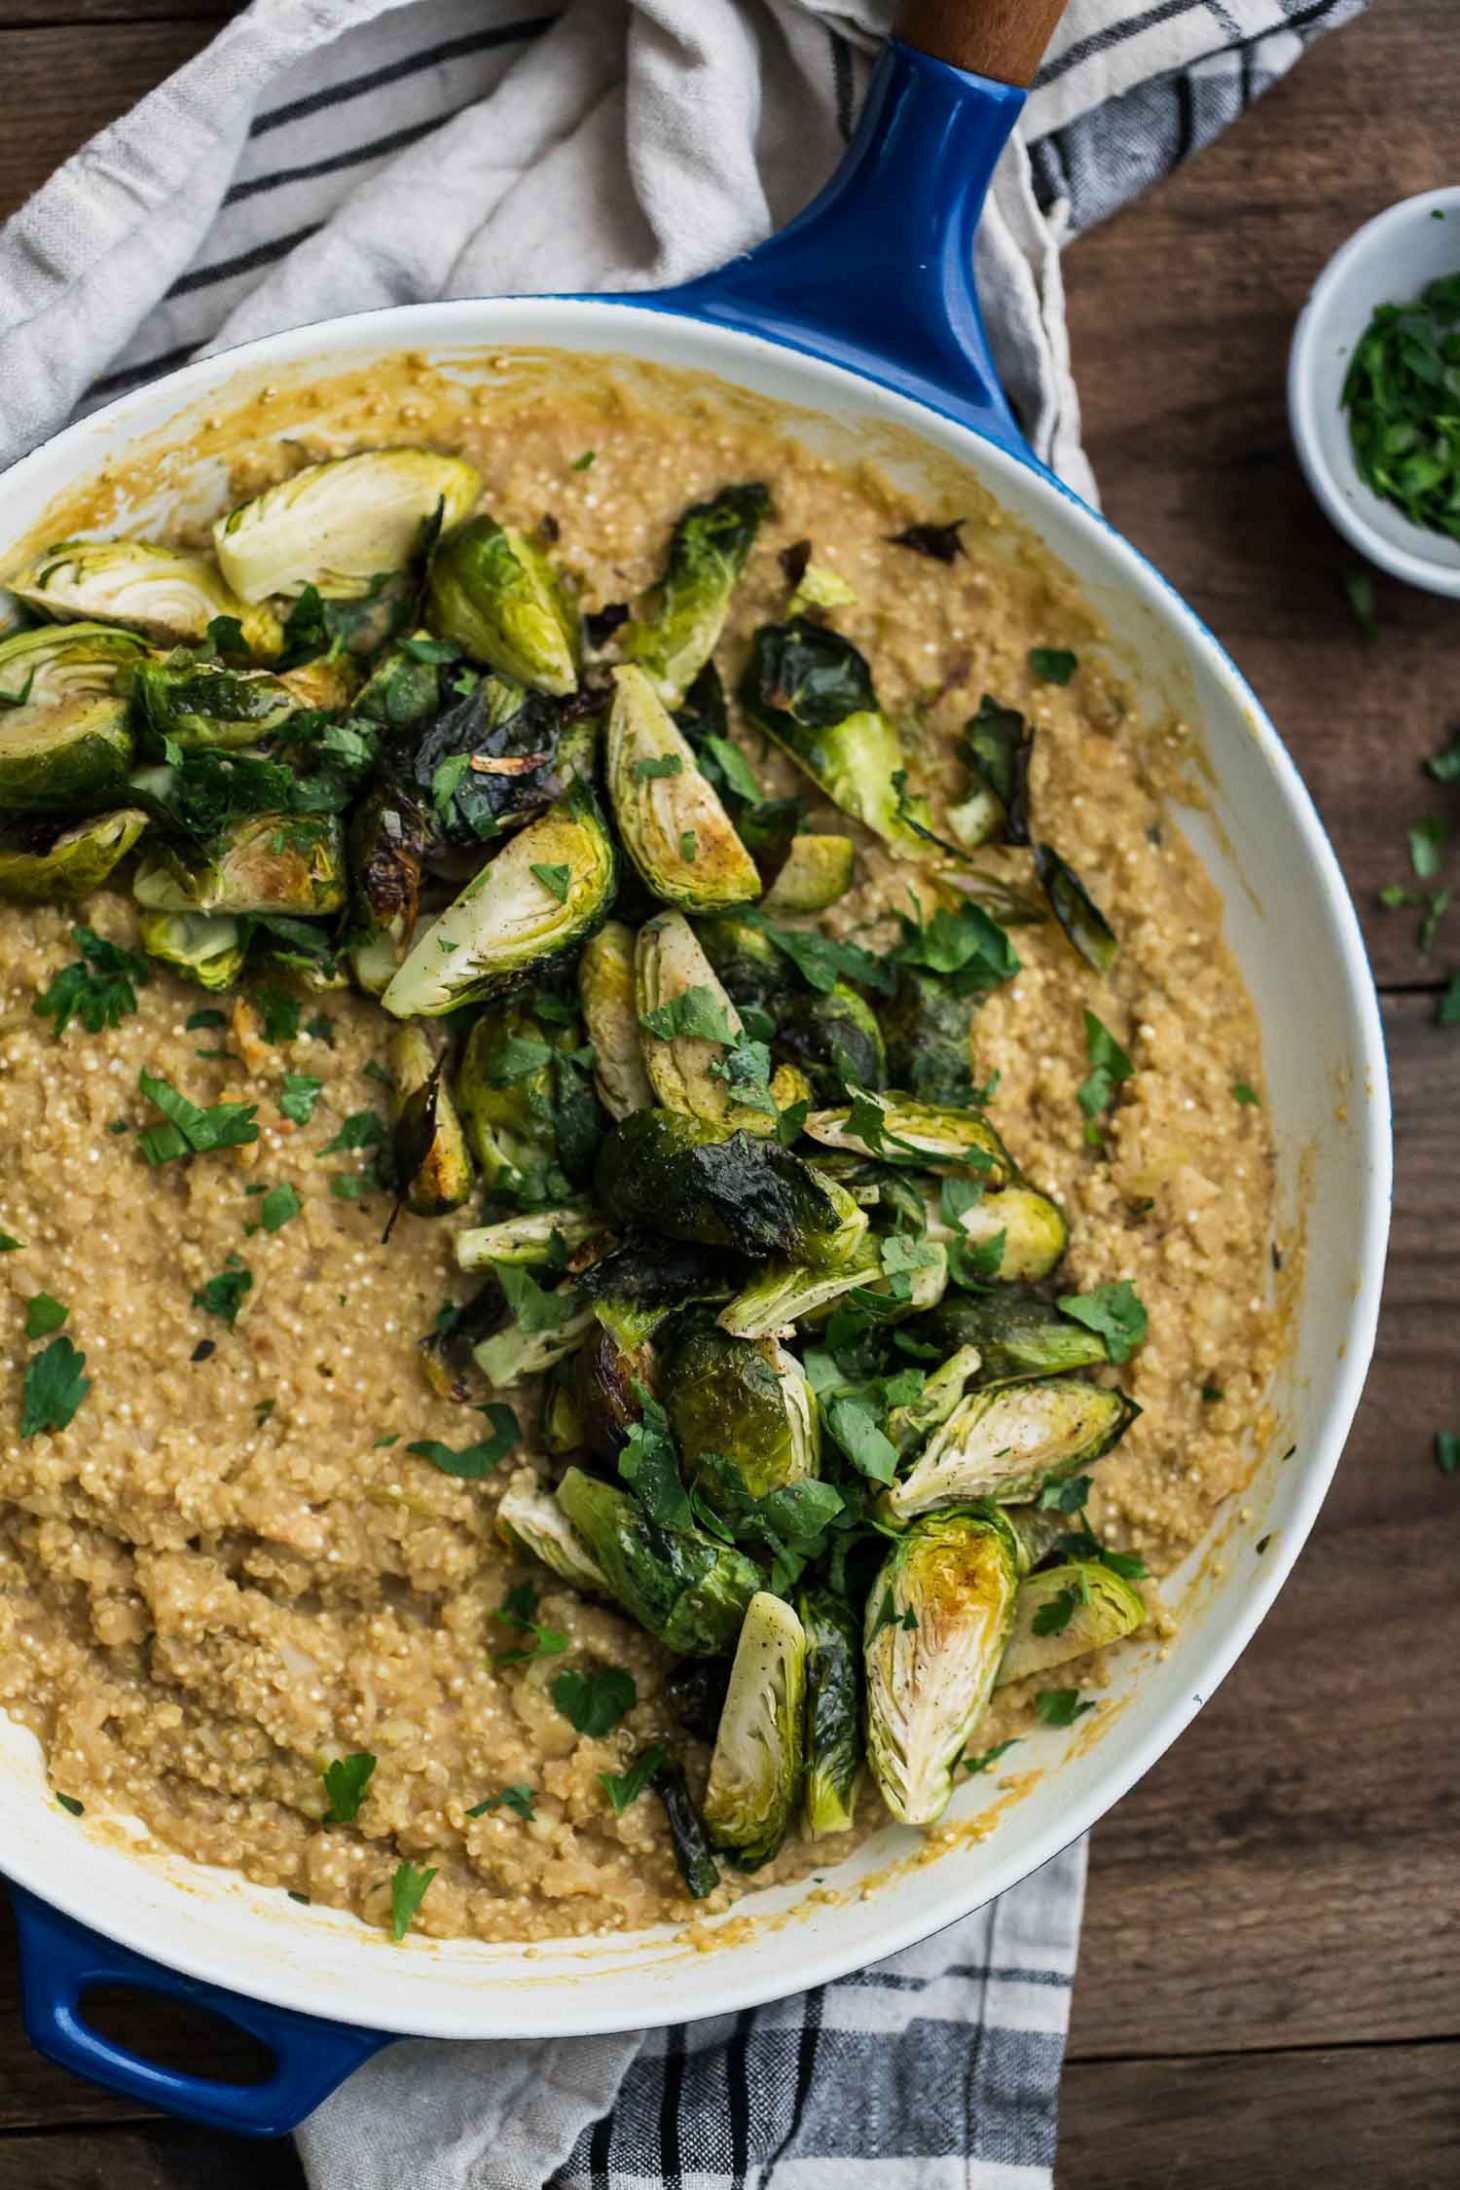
[0,2,1455,2185]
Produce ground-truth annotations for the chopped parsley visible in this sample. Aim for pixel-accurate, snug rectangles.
[321,1109,387,1156]
[466,1784,536,1821]
[0,1233,21,1252]
[531,862,572,904]
[258,1183,302,1234]
[1342,567,1378,643]
[33,927,149,1038]
[600,1744,667,1816]
[638,985,735,1045]
[1200,1384,1224,1404]
[321,1750,376,1825]
[618,1386,691,1527]
[893,898,1018,994]
[55,1792,85,1817]
[962,1739,1019,1777]
[553,1665,637,1738]
[1057,1279,1148,1365]
[1232,1081,1260,1105]
[680,829,698,864]
[1029,647,1078,685]
[254,987,301,1045]
[390,1861,437,1940]
[572,449,596,471]
[1426,731,1460,784]
[1343,276,1460,539]
[704,736,762,803]
[1410,815,1446,880]
[192,1256,253,1327]
[407,1402,520,1479]
[1035,1688,1096,1728]
[492,1580,568,1665]
[1031,1587,1078,1637]
[278,1073,324,1125]
[24,1292,68,1340]
[20,1336,90,1438]
[1439,974,1460,1027]
[631,754,683,782]
[1078,1009,1133,1142]
[1436,1431,1459,1479]
[137,1071,259,1166]
[493,1261,578,1335]
[185,1009,227,1032]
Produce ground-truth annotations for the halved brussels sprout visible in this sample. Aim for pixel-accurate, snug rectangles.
[703,1591,806,1869]
[622,482,771,706]
[426,514,579,695]
[800,1587,862,1837]
[595,1109,868,1267]
[577,1235,746,1333]
[635,910,778,1134]
[134,813,346,916]
[0,694,132,813]
[739,618,928,855]
[715,1247,879,1341]
[950,1186,1067,1283]
[9,541,283,656]
[0,621,146,707]
[885,1344,983,1453]
[382,784,615,1018]
[914,1288,1109,1383]
[346,787,427,997]
[456,1205,600,1271]
[578,921,655,1121]
[473,1293,595,1390]
[799,1239,947,1330]
[556,1465,761,1656]
[136,909,245,990]
[883,968,975,1108]
[130,655,300,754]
[664,1325,820,1514]
[0,808,147,903]
[770,984,886,1105]
[887,1376,1138,1520]
[454,1000,568,1205]
[606,666,759,912]
[996,1560,1144,1688]
[760,833,855,913]
[574,1318,657,1467]
[496,1466,609,1594]
[214,448,480,600]
[389,1023,473,1217]
[864,1508,1020,1825]
[804,1094,1013,1182]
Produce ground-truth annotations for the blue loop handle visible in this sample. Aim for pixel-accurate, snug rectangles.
[636,41,1029,455]
[10,1888,391,2137]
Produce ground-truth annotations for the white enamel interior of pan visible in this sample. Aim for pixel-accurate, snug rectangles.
[0,300,1390,2039]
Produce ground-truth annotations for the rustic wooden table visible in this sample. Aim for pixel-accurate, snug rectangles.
[0,2,1455,2182]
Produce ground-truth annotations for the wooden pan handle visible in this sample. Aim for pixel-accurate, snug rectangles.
[894,0,1068,87]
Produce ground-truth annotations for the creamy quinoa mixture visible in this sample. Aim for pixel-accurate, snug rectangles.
[0,362,1279,1941]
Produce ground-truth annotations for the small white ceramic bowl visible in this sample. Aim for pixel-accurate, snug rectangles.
[1289,184,1460,596]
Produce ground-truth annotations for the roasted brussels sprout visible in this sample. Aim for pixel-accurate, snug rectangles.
[1001,1503,1069,1576]
[595,1109,868,1267]
[605,666,759,912]
[456,1205,600,1270]
[664,1325,820,1513]
[635,910,780,1133]
[622,482,771,706]
[800,1587,862,1837]
[760,832,855,913]
[0,808,147,903]
[496,1466,609,1594]
[950,1186,1067,1283]
[715,1246,879,1341]
[134,813,346,917]
[695,911,797,1013]
[887,1376,1138,1520]
[214,448,480,600]
[739,618,929,855]
[130,656,301,754]
[407,673,566,848]
[884,1344,984,1453]
[474,1289,595,1390]
[962,694,1032,846]
[996,1560,1144,1688]
[383,783,615,1017]
[574,1318,657,1467]
[913,1288,1109,1383]
[9,540,282,656]
[864,1509,1020,1825]
[770,983,886,1104]
[0,621,146,706]
[417,1281,504,1405]
[346,787,427,996]
[804,1094,1013,1182]
[578,920,655,1120]
[786,560,857,617]
[388,1023,473,1218]
[556,1466,761,1656]
[651,1753,721,1900]
[1034,844,1118,974]
[799,1238,947,1330]
[576,1236,746,1336]
[454,1000,575,1204]
[703,1591,806,1869]
[355,640,443,730]
[0,692,132,813]
[882,967,975,1108]
[136,909,245,990]
[425,513,579,695]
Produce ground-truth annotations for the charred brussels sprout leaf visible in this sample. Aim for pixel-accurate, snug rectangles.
[425,513,579,695]
[996,1559,1144,1688]
[695,912,800,1013]
[664,1324,820,1511]
[948,1186,1068,1283]
[131,656,302,754]
[389,1023,473,1217]
[456,1204,600,1271]
[137,910,245,991]
[578,920,655,1121]
[760,832,855,913]
[715,1248,879,1342]
[963,696,1032,846]
[346,787,427,996]
[595,1109,868,1267]
[703,1591,806,1869]
[1034,844,1119,974]
[651,1753,721,1900]
[407,673,564,846]
[0,809,147,903]
[496,1466,609,1594]
[914,1287,1110,1383]
[9,540,282,657]
[556,1465,761,1656]
[576,1319,658,1469]
[739,618,928,855]
[134,813,346,917]
[383,784,615,1017]
[888,1376,1139,1520]
[805,1093,1013,1180]
[214,448,479,601]
[883,967,975,1108]
[606,666,759,912]
[622,482,771,706]
[770,983,886,1105]
[800,1587,863,1837]
[576,1235,746,1320]
[864,1509,1020,1825]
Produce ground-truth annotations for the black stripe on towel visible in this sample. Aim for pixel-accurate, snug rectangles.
[250,14,557,139]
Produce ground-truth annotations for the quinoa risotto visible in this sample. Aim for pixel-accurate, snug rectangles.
[0,364,1280,1944]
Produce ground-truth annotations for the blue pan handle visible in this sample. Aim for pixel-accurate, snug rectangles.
[646,40,1030,455]
[10,1887,390,2137]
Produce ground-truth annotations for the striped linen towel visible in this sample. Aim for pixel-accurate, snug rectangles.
[0,2,1362,2184]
